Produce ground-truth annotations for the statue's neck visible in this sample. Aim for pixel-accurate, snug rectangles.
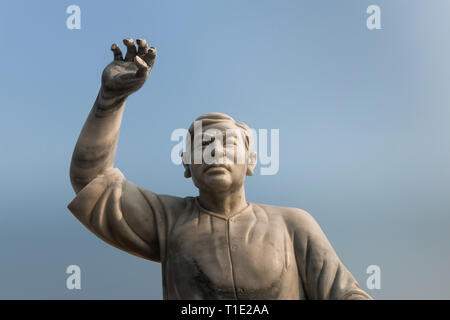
[198,186,248,217]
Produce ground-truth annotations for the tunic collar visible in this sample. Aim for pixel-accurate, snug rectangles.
[194,197,253,220]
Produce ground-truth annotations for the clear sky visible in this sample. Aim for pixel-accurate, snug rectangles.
[1,0,450,299]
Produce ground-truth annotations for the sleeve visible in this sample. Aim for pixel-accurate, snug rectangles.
[290,209,373,300]
[67,168,162,262]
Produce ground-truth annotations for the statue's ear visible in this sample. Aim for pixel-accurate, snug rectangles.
[246,151,257,176]
[184,166,192,178]
[181,152,192,178]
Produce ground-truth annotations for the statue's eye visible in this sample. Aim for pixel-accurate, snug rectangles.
[202,136,215,146]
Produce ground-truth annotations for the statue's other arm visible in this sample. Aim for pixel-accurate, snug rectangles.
[286,209,373,300]
[68,38,162,262]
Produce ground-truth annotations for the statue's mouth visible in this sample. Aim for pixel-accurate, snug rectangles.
[204,164,230,173]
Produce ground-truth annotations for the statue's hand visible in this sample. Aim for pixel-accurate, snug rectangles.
[100,38,156,99]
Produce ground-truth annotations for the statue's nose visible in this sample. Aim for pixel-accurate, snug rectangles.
[210,143,226,161]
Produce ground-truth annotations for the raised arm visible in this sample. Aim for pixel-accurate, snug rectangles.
[70,38,156,193]
[67,38,165,261]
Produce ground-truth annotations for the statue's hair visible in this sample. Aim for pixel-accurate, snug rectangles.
[187,112,252,150]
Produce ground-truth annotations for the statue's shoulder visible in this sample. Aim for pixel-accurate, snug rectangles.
[132,185,193,216]
[153,193,194,213]
[252,202,314,226]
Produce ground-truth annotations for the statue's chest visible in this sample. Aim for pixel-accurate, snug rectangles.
[165,211,295,299]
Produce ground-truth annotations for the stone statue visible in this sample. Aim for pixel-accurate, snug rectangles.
[68,38,372,300]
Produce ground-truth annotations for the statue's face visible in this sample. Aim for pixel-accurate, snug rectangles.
[186,122,255,193]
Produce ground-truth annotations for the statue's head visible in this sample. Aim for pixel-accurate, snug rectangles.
[182,113,257,193]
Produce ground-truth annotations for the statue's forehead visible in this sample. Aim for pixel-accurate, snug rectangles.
[191,122,246,145]
[202,121,238,131]
[194,121,242,135]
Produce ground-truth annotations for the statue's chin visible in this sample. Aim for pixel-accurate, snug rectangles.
[198,176,233,193]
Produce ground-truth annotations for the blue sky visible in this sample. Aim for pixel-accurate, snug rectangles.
[1,0,450,299]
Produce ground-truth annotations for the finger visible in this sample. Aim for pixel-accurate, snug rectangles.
[143,46,157,66]
[123,38,137,61]
[136,38,149,56]
[134,55,148,69]
[134,56,149,77]
[110,43,123,61]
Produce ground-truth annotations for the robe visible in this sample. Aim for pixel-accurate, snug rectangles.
[68,168,372,300]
